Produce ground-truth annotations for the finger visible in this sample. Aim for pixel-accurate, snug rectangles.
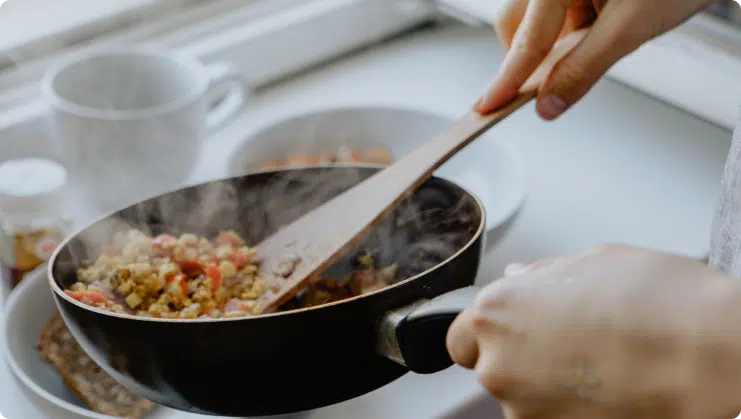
[560,3,595,37]
[474,347,520,400]
[591,0,607,13]
[446,310,480,369]
[536,1,648,120]
[492,0,529,49]
[475,0,570,114]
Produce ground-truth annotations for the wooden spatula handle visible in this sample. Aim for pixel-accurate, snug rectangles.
[350,28,589,218]
[388,29,588,193]
[253,29,589,313]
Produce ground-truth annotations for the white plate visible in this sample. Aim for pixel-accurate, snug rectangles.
[1,268,315,419]
[227,105,529,232]
[2,267,148,419]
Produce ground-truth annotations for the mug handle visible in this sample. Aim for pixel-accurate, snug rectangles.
[204,62,249,132]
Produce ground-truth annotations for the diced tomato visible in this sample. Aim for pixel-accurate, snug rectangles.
[65,291,108,305]
[167,273,189,297]
[152,234,176,257]
[216,231,242,247]
[206,264,222,292]
[228,251,251,270]
[178,260,203,275]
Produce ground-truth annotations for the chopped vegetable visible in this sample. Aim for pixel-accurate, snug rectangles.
[65,291,109,305]
[206,264,223,293]
[151,234,176,257]
[67,230,266,319]
[67,227,403,319]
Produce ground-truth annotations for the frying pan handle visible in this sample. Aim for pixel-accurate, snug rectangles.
[378,286,480,374]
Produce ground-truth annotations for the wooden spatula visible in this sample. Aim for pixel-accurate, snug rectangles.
[252,29,589,314]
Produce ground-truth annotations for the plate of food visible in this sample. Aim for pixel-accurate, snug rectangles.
[227,105,529,233]
[3,267,160,419]
[3,267,311,419]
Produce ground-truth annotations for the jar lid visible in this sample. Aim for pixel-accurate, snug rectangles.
[0,158,68,214]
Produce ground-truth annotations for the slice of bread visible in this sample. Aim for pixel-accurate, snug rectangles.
[37,314,155,419]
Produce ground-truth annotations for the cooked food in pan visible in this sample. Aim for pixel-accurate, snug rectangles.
[65,230,401,319]
[49,167,484,416]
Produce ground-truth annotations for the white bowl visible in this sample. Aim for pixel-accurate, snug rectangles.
[228,105,529,232]
[2,267,138,419]
[1,268,315,419]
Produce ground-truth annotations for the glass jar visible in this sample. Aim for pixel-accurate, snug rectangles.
[0,158,69,292]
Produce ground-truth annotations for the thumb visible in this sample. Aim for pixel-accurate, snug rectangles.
[536,2,645,120]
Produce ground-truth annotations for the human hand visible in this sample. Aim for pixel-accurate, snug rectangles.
[447,245,741,419]
[475,0,712,119]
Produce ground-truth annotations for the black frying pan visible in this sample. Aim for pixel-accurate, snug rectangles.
[48,166,484,416]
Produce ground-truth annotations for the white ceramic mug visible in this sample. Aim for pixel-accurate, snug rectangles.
[42,46,248,213]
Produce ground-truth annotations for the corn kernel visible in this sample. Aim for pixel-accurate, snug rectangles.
[215,245,233,259]
[70,283,87,292]
[219,260,237,280]
[179,233,199,246]
[131,263,152,277]
[167,282,184,298]
[116,279,134,295]
[158,263,178,279]
[125,293,143,309]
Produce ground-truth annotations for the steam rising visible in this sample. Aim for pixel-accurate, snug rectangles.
[55,165,480,299]
[0,0,483,314]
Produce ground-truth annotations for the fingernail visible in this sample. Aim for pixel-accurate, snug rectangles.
[539,95,568,120]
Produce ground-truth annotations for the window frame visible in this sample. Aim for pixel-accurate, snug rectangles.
[0,0,437,141]
[0,0,247,67]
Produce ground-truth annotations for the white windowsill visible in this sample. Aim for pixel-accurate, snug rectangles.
[0,0,165,52]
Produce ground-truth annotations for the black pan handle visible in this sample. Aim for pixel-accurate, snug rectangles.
[377,286,481,374]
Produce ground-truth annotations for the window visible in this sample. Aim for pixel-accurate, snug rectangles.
[0,0,257,101]
[0,0,436,132]
[0,0,251,67]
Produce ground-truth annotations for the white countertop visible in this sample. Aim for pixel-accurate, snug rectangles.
[0,23,734,419]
